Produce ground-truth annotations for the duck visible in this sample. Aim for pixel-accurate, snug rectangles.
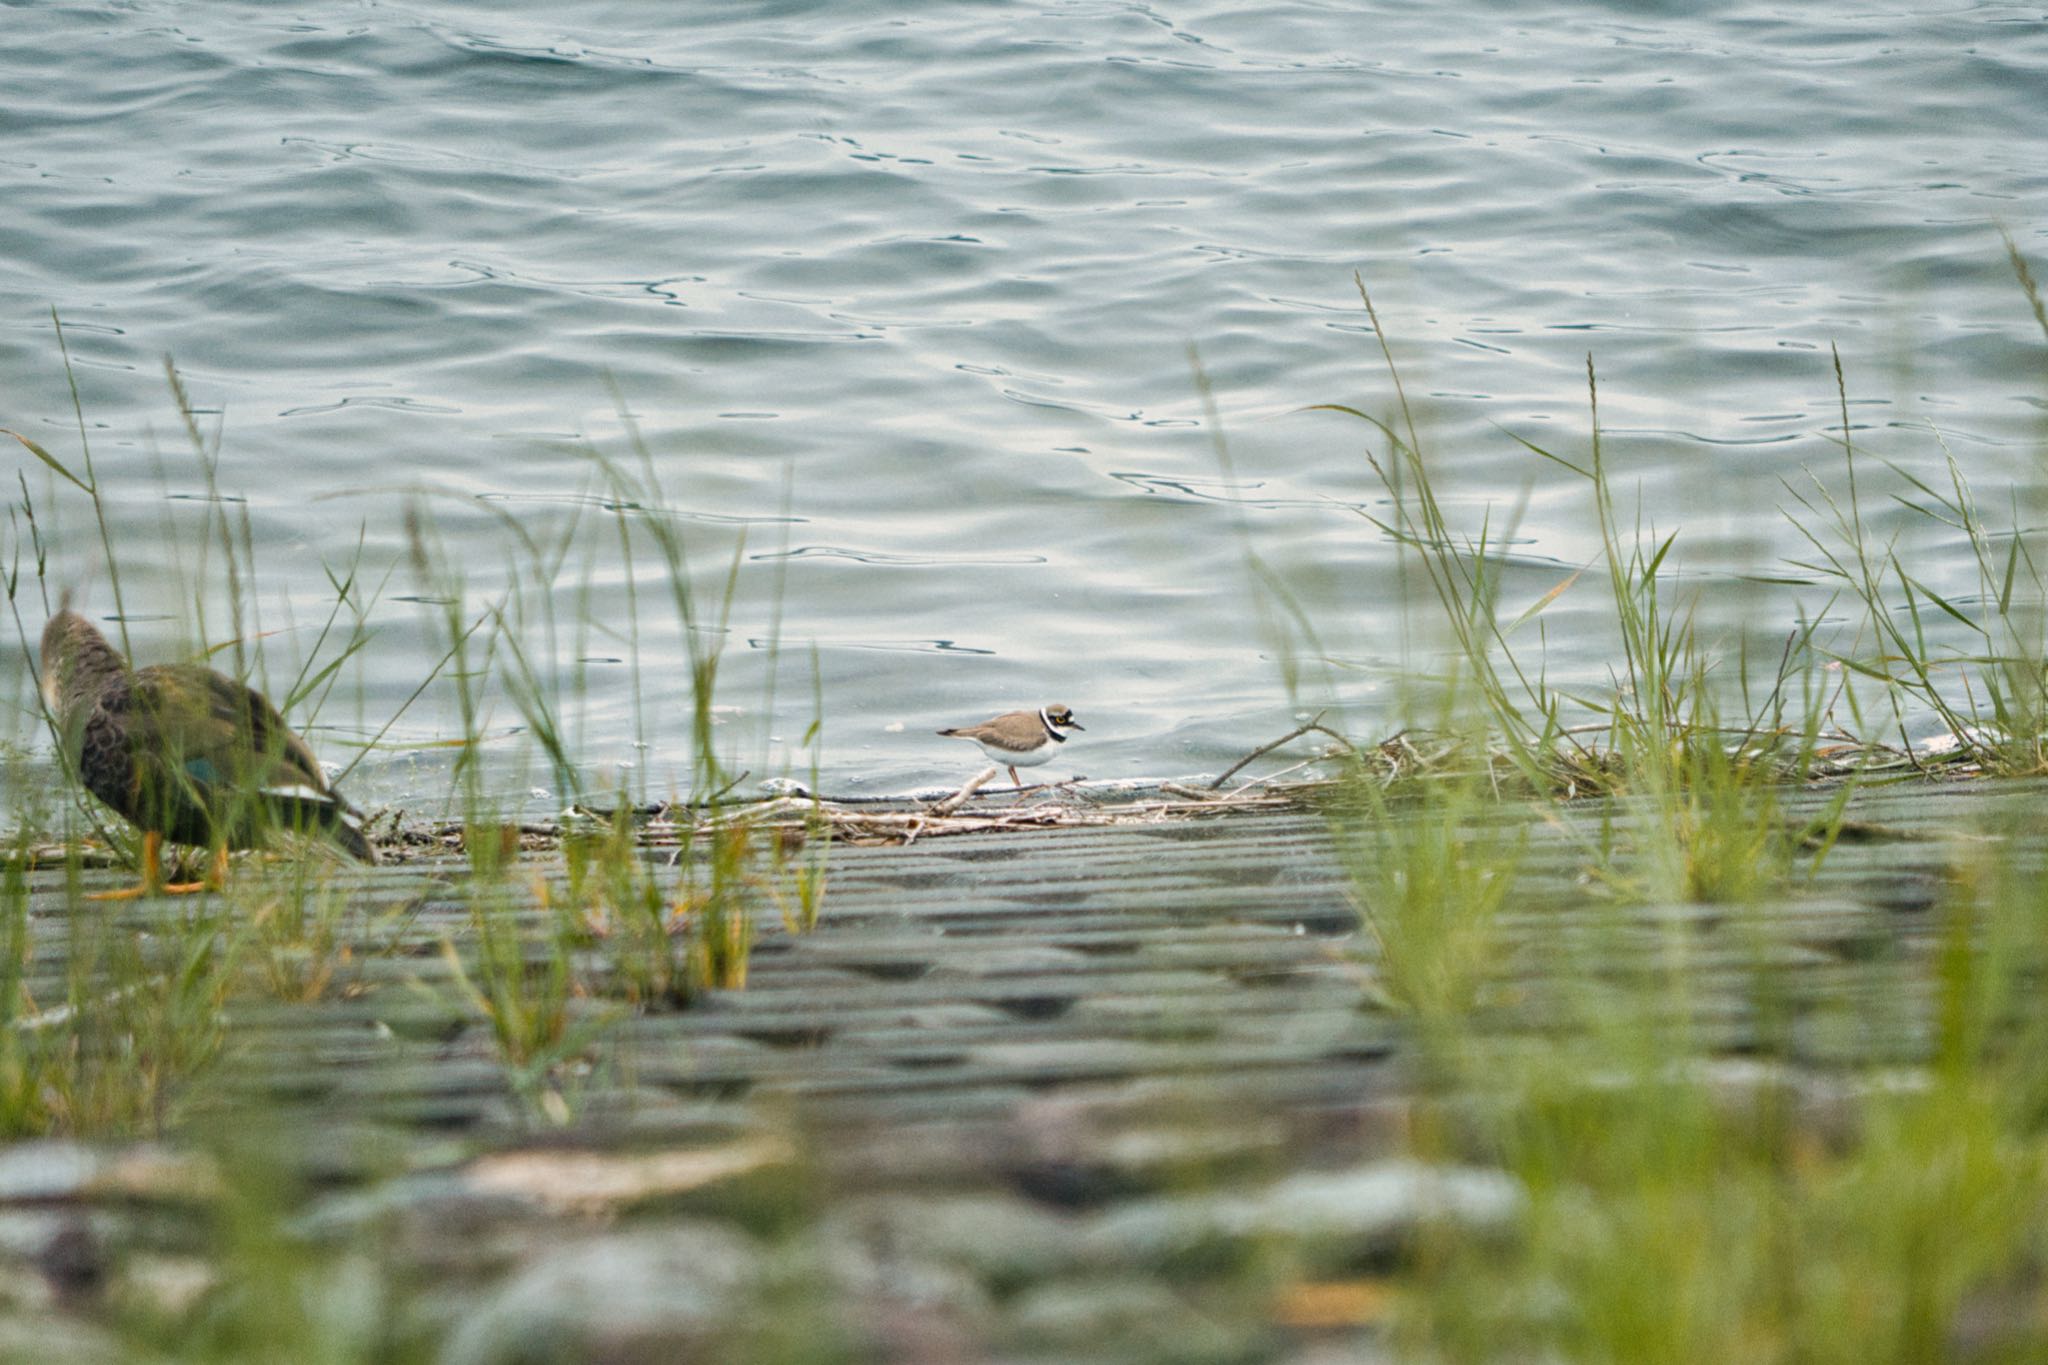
[39,608,376,898]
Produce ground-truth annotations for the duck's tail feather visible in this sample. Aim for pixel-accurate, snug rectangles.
[327,815,378,864]
[260,784,379,864]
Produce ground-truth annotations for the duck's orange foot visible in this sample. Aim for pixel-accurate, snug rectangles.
[83,878,209,901]
[82,833,224,900]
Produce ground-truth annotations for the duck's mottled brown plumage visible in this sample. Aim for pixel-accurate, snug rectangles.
[40,610,375,868]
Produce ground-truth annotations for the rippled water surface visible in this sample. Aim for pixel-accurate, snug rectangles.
[3,0,2046,800]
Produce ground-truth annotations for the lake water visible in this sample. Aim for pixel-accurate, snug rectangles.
[3,0,2046,807]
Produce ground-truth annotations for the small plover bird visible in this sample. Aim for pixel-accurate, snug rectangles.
[937,704,1084,789]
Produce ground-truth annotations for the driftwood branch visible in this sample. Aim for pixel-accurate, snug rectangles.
[1210,713,1360,790]
[929,766,1000,817]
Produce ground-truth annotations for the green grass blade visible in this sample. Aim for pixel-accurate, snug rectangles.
[1,429,92,496]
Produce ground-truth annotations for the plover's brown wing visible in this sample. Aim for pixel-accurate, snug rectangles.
[940,709,1026,739]
[976,714,1052,751]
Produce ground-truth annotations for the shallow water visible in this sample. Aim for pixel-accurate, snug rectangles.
[2,0,2046,804]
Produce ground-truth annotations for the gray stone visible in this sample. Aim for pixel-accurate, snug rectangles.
[1007,1276,1185,1340]
[1006,1276,1249,1361]
[818,1191,1081,1287]
[111,1253,217,1319]
[438,1222,765,1365]
[817,1231,992,1324]
[851,1003,1019,1033]
[0,1208,103,1263]
[0,1314,126,1365]
[298,1176,552,1275]
[1086,1160,1524,1268]
[1274,1342,1400,1365]
[1000,1081,1294,1196]
[926,945,1096,978]
[0,1142,100,1202]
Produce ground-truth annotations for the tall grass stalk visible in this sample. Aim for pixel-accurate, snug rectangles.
[1777,246,2048,774]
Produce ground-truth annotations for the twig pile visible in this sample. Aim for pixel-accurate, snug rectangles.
[5,717,1987,871]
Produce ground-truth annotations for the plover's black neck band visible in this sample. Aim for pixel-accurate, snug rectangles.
[1038,708,1067,743]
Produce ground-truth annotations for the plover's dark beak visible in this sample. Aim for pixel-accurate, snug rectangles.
[1067,720,1085,731]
